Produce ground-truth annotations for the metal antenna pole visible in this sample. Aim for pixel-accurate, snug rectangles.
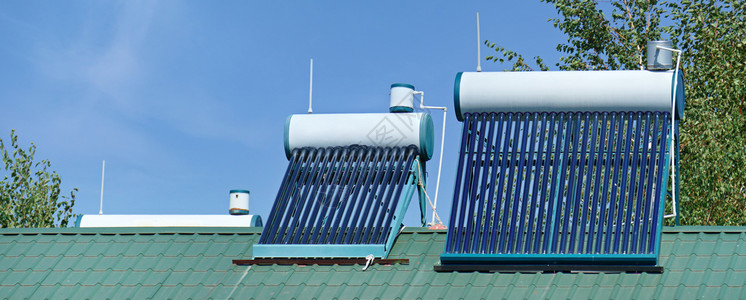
[99,160,105,215]
[476,12,482,72]
[308,58,313,114]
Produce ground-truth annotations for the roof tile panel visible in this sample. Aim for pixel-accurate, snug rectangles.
[724,270,746,286]
[169,285,212,299]
[121,241,152,256]
[17,270,49,286]
[141,242,173,257]
[11,255,41,271]
[156,255,182,271]
[113,270,149,286]
[1,227,746,299]
[39,270,77,286]
[99,270,130,286]
[64,242,92,257]
[442,285,469,299]
[3,241,32,256]
[128,255,162,272]
[729,255,746,270]
[378,284,408,299]
[43,241,75,257]
[3,284,33,299]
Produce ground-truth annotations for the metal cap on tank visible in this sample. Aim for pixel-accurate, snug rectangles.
[390,83,415,113]
[647,41,673,70]
[229,189,250,215]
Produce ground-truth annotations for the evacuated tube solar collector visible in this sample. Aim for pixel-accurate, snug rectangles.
[439,69,684,271]
[254,85,434,259]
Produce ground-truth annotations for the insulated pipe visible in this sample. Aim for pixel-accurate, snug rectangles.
[658,45,682,222]
[454,70,685,121]
[413,91,448,226]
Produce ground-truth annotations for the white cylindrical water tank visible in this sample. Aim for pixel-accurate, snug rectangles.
[390,83,415,113]
[454,70,684,121]
[229,189,250,215]
[285,112,434,160]
[76,214,263,227]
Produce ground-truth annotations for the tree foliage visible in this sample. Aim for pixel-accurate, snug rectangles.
[0,130,77,227]
[669,0,746,225]
[485,0,746,225]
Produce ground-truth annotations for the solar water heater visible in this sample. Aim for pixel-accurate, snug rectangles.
[438,70,684,271]
[254,89,435,259]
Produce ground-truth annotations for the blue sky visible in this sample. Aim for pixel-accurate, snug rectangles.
[0,1,570,226]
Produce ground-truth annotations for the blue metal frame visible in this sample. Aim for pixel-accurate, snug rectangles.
[384,165,419,256]
[253,244,387,258]
[440,253,658,266]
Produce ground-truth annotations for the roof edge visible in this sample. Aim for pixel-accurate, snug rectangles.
[661,226,746,233]
[1,226,742,235]
[0,226,264,235]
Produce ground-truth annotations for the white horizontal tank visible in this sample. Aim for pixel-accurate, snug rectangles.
[76,214,263,227]
[285,112,434,160]
[454,70,684,120]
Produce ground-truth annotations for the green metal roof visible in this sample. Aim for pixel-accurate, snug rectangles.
[1,226,745,299]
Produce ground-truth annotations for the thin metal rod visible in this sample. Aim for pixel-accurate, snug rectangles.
[308,58,313,114]
[414,91,448,226]
[99,160,105,215]
[657,45,682,221]
[476,12,482,72]
[431,108,447,225]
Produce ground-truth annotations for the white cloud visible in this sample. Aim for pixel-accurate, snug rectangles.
[25,1,262,146]
[31,1,155,112]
